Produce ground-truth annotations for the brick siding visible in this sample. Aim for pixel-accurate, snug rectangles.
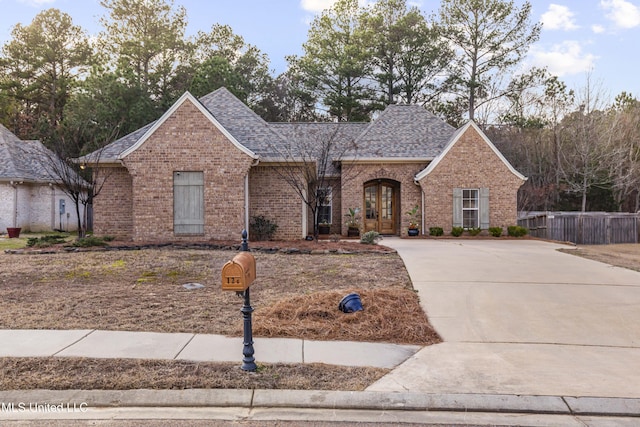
[418,126,524,234]
[93,166,133,239]
[249,165,304,240]
[341,162,427,235]
[94,100,255,242]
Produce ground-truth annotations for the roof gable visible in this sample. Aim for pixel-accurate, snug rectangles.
[415,121,526,181]
[118,91,257,160]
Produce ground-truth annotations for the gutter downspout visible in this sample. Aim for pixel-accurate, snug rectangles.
[244,173,250,239]
[414,178,424,235]
[10,181,18,228]
[421,190,425,235]
[245,158,260,239]
[50,183,55,230]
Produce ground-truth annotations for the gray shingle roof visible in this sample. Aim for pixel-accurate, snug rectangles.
[83,88,456,164]
[199,88,288,157]
[0,124,61,183]
[268,122,368,160]
[352,104,455,158]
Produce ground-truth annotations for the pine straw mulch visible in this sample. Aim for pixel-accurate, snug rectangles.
[255,288,440,344]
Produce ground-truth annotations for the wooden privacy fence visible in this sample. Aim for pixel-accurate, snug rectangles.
[518,212,639,245]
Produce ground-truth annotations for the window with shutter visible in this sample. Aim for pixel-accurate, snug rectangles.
[174,171,204,235]
[462,189,479,228]
[454,188,489,229]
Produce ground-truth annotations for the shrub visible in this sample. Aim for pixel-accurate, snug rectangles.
[468,227,482,236]
[488,227,503,237]
[507,225,528,237]
[360,230,382,245]
[429,227,444,236]
[451,226,464,237]
[26,235,68,248]
[250,215,278,241]
[71,236,109,247]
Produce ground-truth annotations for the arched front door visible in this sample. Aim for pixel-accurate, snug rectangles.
[364,180,398,234]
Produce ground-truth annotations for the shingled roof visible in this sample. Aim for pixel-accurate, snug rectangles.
[350,104,455,159]
[0,124,61,183]
[200,88,288,157]
[83,88,457,164]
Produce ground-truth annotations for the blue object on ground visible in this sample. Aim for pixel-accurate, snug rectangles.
[339,293,364,313]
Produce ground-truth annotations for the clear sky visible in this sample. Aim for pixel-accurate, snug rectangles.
[1,0,639,102]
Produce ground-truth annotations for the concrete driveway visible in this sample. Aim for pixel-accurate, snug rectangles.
[368,238,640,398]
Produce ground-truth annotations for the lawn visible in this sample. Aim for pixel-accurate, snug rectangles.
[0,238,439,391]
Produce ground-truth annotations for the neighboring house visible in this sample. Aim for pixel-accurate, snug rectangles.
[0,124,82,233]
[82,87,526,242]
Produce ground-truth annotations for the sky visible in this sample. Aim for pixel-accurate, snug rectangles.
[1,0,639,102]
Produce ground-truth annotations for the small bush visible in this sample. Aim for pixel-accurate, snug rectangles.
[488,227,503,237]
[71,236,109,247]
[329,233,341,243]
[360,230,382,245]
[507,225,528,237]
[451,226,464,237]
[27,235,68,248]
[250,215,278,241]
[429,227,443,236]
[468,227,482,236]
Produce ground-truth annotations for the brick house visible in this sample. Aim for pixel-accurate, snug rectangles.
[83,87,525,241]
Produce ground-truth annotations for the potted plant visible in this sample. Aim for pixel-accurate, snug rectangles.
[318,220,330,235]
[345,207,361,237]
[6,227,21,238]
[406,205,420,236]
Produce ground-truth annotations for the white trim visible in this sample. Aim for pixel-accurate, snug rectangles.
[118,91,258,160]
[414,121,526,182]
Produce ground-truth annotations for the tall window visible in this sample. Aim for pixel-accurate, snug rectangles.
[462,189,479,228]
[317,187,332,224]
[174,171,204,234]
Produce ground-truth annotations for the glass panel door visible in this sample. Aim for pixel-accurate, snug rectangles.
[380,184,395,234]
[364,184,378,232]
[363,181,397,234]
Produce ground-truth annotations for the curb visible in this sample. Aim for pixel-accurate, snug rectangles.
[1,389,639,417]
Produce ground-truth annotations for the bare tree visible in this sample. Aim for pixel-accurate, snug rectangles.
[267,124,359,240]
[38,124,120,237]
[558,76,618,212]
[606,93,640,211]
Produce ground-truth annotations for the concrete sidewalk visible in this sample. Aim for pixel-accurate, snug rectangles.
[0,329,420,369]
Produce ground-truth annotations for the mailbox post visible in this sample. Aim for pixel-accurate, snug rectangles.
[221,230,257,372]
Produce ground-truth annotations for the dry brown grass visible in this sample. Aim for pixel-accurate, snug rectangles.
[0,245,436,345]
[559,243,640,272]
[0,239,440,391]
[0,358,386,391]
